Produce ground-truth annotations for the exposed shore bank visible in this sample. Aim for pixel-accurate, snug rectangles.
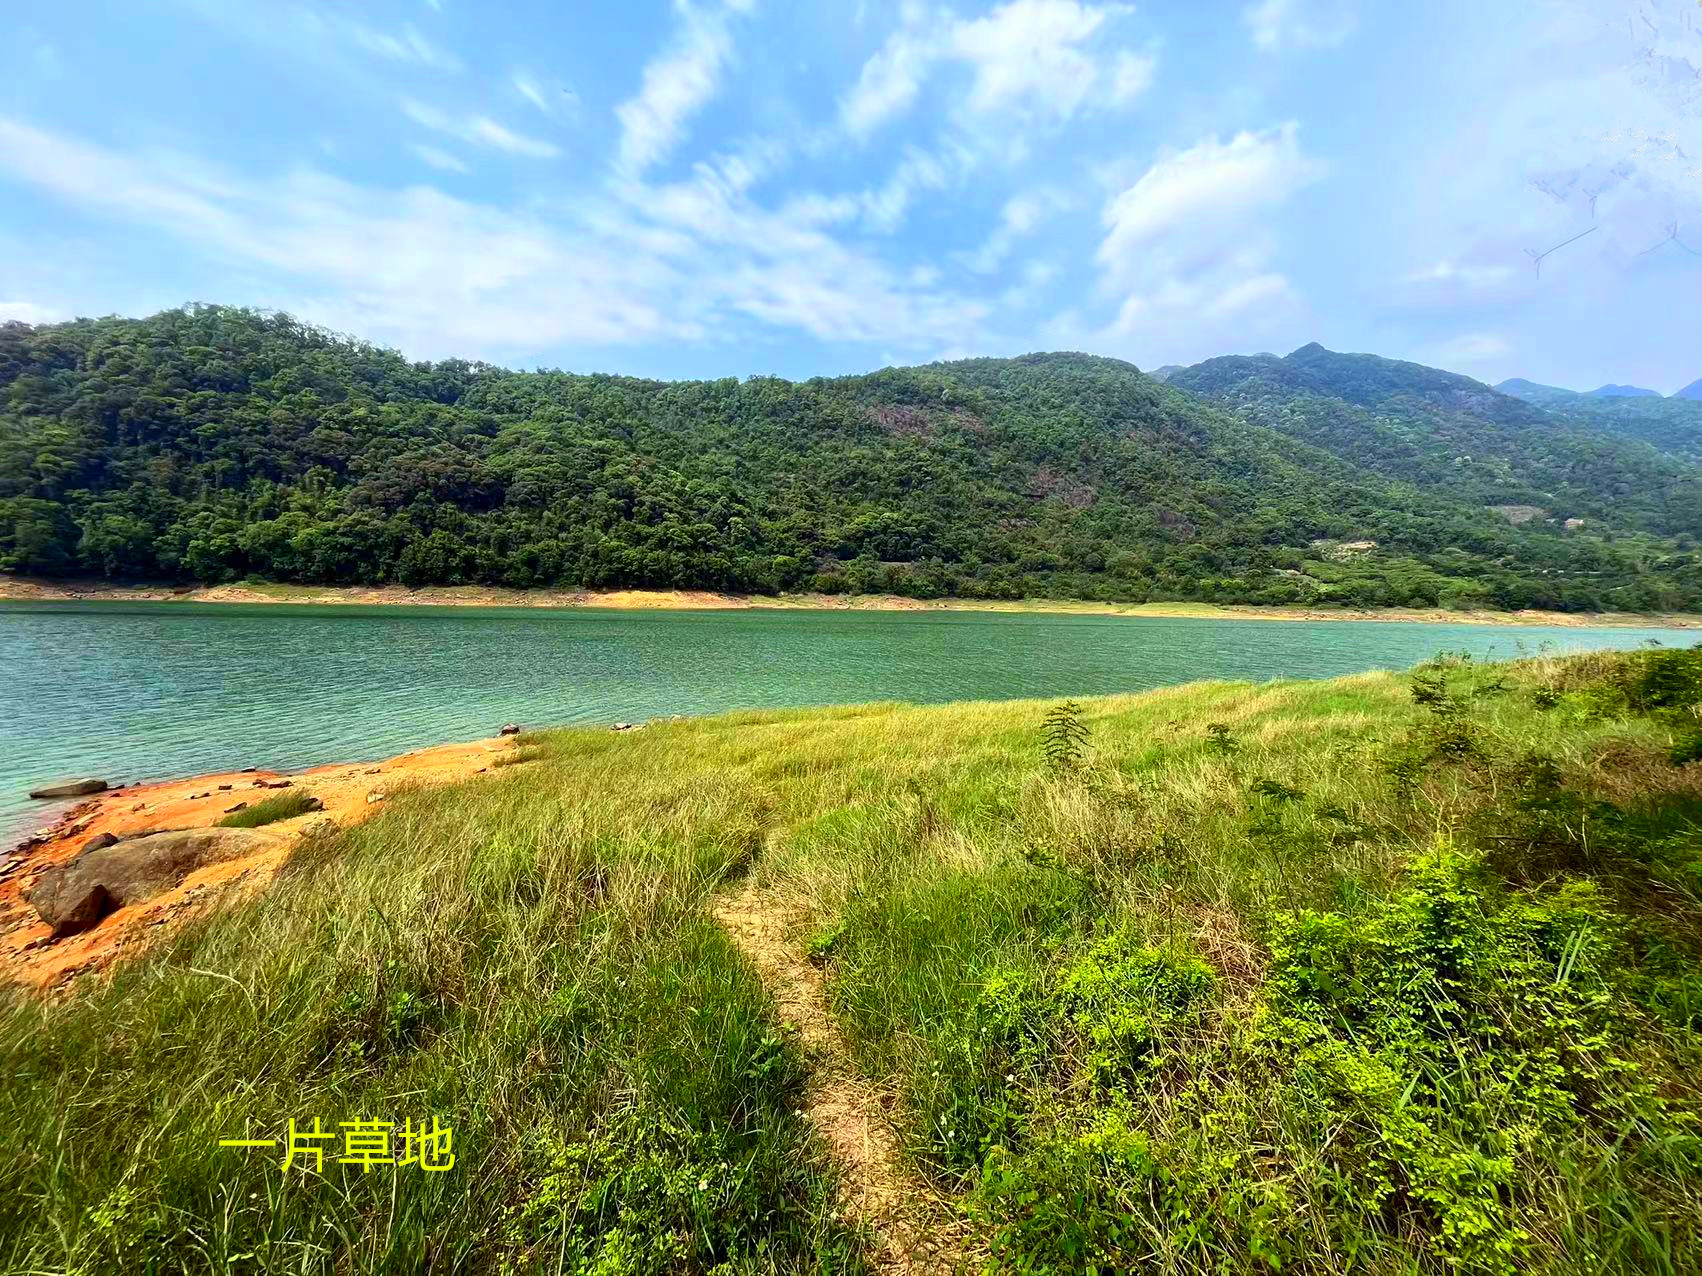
[1,734,522,988]
[3,575,1698,629]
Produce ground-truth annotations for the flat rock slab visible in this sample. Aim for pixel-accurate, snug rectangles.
[28,779,108,800]
[25,827,280,938]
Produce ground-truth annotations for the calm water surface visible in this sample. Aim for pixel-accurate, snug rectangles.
[1,601,1693,841]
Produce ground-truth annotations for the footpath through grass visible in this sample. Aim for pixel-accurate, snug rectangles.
[3,649,1702,1273]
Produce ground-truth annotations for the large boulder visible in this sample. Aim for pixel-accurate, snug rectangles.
[25,827,280,938]
[28,778,108,800]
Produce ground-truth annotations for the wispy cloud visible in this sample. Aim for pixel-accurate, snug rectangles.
[614,0,754,179]
[401,98,561,158]
[346,20,459,70]
[961,187,1073,272]
[0,116,986,360]
[408,143,470,174]
[513,71,578,117]
[860,147,953,233]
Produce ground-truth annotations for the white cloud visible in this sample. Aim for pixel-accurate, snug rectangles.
[962,187,1073,272]
[1089,123,1322,362]
[860,148,952,233]
[615,0,753,178]
[1098,123,1321,282]
[951,0,1109,118]
[408,143,470,174]
[1243,0,1356,52]
[0,116,986,360]
[401,98,561,158]
[840,2,935,135]
[1107,48,1157,104]
[840,0,1154,138]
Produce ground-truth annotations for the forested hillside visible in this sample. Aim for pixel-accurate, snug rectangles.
[4,306,1702,612]
[1494,378,1702,464]
[1169,344,1702,535]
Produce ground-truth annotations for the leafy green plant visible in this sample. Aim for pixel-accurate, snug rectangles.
[1205,722,1238,755]
[1042,700,1090,771]
[805,921,845,966]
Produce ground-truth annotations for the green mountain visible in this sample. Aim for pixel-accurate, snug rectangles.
[1589,383,1661,398]
[1495,376,1702,464]
[3,307,1701,612]
[1494,377,1582,408]
[1168,343,1702,536]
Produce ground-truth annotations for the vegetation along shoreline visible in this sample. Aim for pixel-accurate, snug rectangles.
[4,575,1700,628]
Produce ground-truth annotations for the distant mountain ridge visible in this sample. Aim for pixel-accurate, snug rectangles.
[1496,377,1693,402]
[1494,376,1702,463]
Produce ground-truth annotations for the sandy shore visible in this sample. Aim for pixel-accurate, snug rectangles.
[2,576,1697,629]
[0,734,523,988]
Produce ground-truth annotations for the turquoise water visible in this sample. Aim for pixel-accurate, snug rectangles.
[1,601,1693,843]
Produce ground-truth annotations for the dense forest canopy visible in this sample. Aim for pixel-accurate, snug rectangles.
[3,305,1702,612]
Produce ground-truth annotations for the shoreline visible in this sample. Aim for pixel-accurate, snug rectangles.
[1,734,521,987]
[2,576,1699,629]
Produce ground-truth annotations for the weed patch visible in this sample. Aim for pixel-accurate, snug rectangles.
[215,789,318,827]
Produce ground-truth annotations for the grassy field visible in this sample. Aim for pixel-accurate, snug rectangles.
[3,649,1702,1273]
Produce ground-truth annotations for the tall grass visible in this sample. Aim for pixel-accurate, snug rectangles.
[2,651,1700,1272]
[214,789,320,828]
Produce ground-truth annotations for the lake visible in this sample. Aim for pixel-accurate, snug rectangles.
[2,601,1694,843]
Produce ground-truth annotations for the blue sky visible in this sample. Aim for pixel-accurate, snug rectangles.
[0,0,1697,389]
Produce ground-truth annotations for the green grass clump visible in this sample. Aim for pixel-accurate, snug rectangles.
[3,647,1702,1272]
[215,789,320,828]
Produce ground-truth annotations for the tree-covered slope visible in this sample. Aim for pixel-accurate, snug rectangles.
[1169,345,1702,600]
[3,307,1701,612]
[1540,396,1702,466]
[1495,378,1702,463]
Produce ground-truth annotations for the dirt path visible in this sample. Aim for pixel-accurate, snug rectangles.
[712,878,975,1274]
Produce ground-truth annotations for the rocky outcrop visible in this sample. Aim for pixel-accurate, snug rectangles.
[28,779,108,800]
[24,827,280,938]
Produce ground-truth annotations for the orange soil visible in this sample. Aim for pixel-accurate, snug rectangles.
[1,736,520,989]
[4,576,1697,628]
